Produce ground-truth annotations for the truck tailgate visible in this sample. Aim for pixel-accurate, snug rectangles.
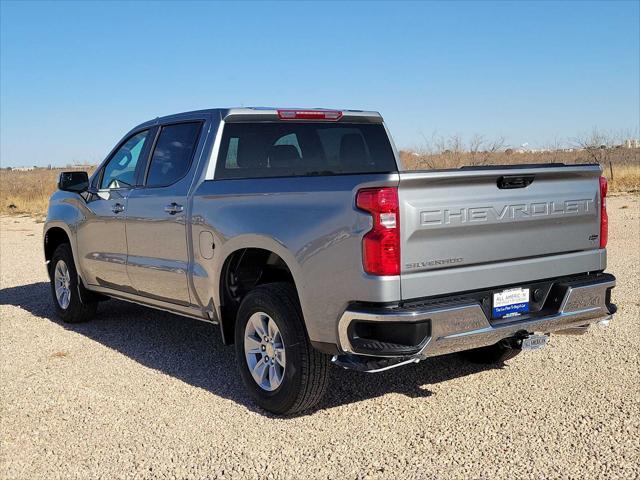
[398,165,603,299]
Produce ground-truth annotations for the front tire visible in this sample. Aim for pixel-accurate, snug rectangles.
[234,283,330,415]
[49,243,97,323]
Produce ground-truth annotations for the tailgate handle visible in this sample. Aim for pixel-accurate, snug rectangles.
[497,175,534,189]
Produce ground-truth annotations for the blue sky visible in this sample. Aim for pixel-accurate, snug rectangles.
[1,0,638,167]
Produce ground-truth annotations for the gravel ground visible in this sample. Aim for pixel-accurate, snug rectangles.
[1,195,639,480]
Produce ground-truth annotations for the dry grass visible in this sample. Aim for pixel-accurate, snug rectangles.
[0,149,637,218]
[0,168,95,217]
[607,163,640,193]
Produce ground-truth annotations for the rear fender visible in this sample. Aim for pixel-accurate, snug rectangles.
[211,234,304,321]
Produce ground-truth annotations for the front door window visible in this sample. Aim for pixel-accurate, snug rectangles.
[100,130,149,190]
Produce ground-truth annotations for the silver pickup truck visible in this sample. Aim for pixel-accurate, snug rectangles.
[44,108,616,414]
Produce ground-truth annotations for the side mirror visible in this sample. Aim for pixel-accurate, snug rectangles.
[58,171,89,193]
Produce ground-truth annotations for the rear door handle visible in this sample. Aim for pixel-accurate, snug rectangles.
[164,202,184,215]
[111,203,125,214]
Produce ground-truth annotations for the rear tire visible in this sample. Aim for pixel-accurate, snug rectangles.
[459,341,521,364]
[234,283,330,415]
[49,243,97,323]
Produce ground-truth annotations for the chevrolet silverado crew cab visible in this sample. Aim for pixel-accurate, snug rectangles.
[45,108,616,414]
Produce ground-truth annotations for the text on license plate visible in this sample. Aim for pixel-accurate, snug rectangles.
[521,334,549,350]
[493,287,530,318]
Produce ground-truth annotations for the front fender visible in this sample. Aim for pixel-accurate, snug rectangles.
[44,191,87,279]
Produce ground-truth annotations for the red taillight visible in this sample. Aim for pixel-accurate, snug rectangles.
[356,187,400,276]
[277,109,343,121]
[599,176,608,248]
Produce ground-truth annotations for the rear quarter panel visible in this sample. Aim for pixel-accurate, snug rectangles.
[190,173,400,345]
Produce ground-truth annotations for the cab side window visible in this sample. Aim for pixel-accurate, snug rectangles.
[100,130,149,189]
[145,122,202,187]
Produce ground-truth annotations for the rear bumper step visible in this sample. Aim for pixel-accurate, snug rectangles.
[338,273,616,359]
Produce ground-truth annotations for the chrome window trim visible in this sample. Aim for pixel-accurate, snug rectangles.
[204,120,225,181]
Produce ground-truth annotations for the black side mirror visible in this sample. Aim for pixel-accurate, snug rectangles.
[58,171,89,193]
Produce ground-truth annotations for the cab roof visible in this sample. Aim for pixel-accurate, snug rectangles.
[137,107,383,129]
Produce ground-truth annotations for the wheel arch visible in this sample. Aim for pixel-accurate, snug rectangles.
[43,223,75,277]
[214,236,305,345]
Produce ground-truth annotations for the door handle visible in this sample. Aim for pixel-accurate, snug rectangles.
[164,202,184,215]
[111,203,125,214]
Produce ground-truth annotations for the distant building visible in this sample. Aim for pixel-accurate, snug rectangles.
[624,139,639,149]
[66,164,95,170]
[13,166,35,171]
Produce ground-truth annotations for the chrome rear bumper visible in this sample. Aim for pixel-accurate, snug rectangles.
[338,275,616,359]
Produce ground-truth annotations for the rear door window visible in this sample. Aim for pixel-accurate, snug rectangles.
[146,122,202,187]
[216,122,396,179]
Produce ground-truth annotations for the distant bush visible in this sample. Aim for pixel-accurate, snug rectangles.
[399,147,639,193]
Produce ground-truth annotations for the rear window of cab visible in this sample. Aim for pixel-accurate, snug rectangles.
[215,122,397,179]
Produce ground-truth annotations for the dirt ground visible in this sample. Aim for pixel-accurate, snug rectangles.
[1,195,638,480]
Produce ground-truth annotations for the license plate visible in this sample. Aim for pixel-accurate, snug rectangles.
[521,334,549,350]
[492,287,530,318]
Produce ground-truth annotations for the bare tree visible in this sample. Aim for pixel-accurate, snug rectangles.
[572,127,614,164]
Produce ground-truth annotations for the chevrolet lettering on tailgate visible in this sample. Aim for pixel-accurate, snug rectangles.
[420,199,595,226]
